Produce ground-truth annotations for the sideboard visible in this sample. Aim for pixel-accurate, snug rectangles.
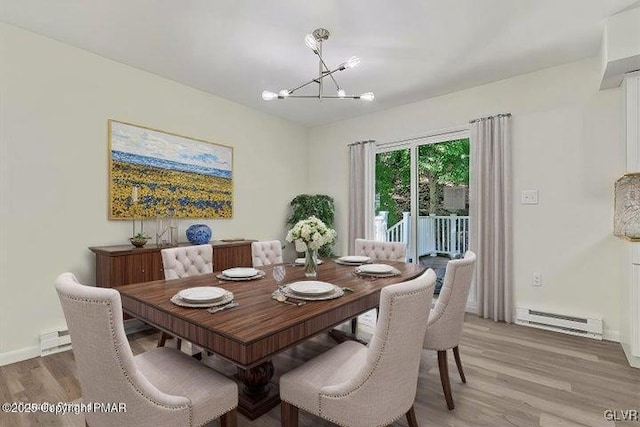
[89,240,254,288]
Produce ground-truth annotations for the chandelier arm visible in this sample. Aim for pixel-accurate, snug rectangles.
[288,78,320,95]
[315,53,341,91]
[286,95,361,99]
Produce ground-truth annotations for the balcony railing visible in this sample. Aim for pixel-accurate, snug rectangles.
[375,212,470,258]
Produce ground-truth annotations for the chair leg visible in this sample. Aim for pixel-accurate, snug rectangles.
[157,332,169,348]
[452,346,466,383]
[351,318,358,334]
[281,401,299,427]
[437,350,455,410]
[220,408,237,427]
[406,405,419,427]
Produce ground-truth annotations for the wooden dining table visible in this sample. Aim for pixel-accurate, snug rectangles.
[117,259,425,420]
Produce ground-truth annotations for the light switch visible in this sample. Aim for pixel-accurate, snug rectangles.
[521,189,539,205]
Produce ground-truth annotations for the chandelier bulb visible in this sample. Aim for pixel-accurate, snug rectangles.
[304,34,319,53]
[262,90,278,101]
[337,89,346,98]
[360,92,375,102]
[345,56,360,69]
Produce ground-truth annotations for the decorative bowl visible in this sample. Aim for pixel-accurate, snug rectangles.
[130,237,148,248]
[186,224,212,245]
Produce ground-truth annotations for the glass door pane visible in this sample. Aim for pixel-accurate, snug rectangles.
[374,148,411,255]
[417,139,470,293]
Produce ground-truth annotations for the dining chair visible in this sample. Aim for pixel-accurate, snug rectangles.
[354,238,407,262]
[54,273,238,427]
[251,240,283,267]
[280,269,437,427]
[350,238,408,334]
[423,250,476,410]
[159,245,213,352]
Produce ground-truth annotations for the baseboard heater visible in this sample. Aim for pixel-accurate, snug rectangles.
[515,308,603,340]
[40,328,72,356]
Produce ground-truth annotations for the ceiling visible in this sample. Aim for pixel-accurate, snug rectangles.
[1,0,638,127]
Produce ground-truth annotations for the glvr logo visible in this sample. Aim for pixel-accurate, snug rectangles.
[604,409,639,421]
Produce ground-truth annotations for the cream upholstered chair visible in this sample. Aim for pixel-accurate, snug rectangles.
[354,238,407,261]
[161,245,213,280]
[159,245,213,350]
[350,238,408,334]
[423,251,476,410]
[280,269,437,427]
[54,273,238,427]
[251,240,283,267]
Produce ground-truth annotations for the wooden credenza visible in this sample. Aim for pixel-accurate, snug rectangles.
[89,240,254,288]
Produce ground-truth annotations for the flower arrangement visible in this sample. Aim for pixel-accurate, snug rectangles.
[286,216,337,251]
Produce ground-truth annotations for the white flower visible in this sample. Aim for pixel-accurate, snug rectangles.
[285,216,336,251]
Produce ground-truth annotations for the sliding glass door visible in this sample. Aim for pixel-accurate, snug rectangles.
[374,129,470,293]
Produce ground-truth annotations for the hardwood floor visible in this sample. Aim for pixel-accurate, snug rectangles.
[1,315,638,426]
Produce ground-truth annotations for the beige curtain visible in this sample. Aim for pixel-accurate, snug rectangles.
[470,114,513,322]
[348,141,375,255]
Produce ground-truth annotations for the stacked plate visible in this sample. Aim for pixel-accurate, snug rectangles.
[171,286,234,308]
[355,263,400,277]
[217,267,265,281]
[335,255,372,266]
[281,280,344,301]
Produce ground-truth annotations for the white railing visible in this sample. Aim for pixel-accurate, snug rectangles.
[384,212,469,258]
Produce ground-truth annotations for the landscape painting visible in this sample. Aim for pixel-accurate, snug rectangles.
[109,120,233,219]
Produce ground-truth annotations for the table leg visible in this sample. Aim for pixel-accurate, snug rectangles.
[235,361,280,420]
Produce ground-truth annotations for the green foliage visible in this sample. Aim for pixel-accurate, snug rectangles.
[375,139,470,225]
[287,194,335,256]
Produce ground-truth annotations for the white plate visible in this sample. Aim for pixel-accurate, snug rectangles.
[288,281,335,296]
[178,287,227,303]
[338,255,371,263]
[294,258,324,266]
[222,267,260,278]
[358,263,395,274]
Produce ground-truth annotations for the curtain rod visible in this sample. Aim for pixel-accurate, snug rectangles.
[469,113,511,124]
[347,139,375,146]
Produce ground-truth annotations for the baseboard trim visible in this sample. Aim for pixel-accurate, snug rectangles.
[621,342,640,368]
[0,345,40,367]
[603,329,620,343]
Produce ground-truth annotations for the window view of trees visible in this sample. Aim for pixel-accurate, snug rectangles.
[375,139,470,226]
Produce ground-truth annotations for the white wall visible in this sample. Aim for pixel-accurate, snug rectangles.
[0,23,308,364]
[308,58,626,340]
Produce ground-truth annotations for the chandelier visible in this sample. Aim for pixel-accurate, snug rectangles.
[262,28,374,102]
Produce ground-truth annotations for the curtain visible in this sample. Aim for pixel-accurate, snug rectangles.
[348,141,375,255]
[470,115,513,322]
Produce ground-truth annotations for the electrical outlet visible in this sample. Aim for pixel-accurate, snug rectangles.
[521,189,539,205]
[533,272,542,286]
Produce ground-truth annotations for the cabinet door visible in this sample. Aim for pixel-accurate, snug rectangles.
[214,244,253,271]
[151,251,165,280]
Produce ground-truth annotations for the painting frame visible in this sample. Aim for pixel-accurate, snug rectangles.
[108,119,234,220]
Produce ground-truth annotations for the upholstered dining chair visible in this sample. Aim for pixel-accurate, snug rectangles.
[354,238,407,262]
[251,240,284,267]
[158,245,213,351]
[280,269,437,427]
[350,238,408,334]
[423,251,476,410]
[54,273,238,427]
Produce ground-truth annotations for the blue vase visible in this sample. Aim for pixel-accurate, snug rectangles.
[186,224,212,245]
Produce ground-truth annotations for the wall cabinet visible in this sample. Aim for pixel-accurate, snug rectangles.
[89,240,254,288]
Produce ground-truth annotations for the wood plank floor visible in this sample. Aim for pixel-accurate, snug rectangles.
[1,315,638,426]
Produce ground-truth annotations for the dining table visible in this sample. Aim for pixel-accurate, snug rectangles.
[117,259,425,420]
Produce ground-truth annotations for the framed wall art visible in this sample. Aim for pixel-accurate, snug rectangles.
[108,120,233,219]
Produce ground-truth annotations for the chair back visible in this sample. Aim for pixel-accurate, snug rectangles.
[320,269,436,424]
[424,251,477,350]
[161,245,213,279]
[354,238,406,261]
[54,273,190,426]
[251,240,283,267]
